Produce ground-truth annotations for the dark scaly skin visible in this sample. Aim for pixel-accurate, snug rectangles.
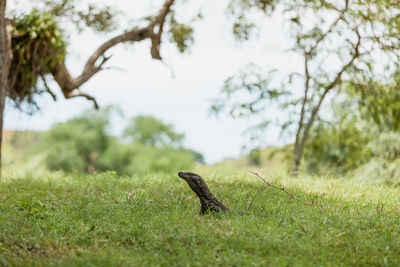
[178,172,230,215]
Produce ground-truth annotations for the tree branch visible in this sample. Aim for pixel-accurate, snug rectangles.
[298,27,362,151]
[64,90,99,109]
[51,0,176,100]
[40,75,56,101]
[305,0,349,57]
[294,52,311,158]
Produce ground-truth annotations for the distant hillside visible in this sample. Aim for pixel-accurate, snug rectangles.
[3,130,44,151]
[2,130,45,169]
[3,130,290,172]
[213,146,291,171]
[2,130,14,143]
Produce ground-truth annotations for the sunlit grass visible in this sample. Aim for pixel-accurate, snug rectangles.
[0,169,399,266]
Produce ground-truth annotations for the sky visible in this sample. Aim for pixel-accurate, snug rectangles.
[5,0,302,163]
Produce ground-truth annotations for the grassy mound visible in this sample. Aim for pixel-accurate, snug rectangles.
[0,170,399,266]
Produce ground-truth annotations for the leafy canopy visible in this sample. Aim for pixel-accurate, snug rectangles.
[124,115,184,148]
[38,108,199,175]
[214,0,400,162]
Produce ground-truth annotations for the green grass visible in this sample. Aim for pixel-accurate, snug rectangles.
[0,169,399,266]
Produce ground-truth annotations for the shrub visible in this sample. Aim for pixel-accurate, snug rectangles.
[38,108,199,175]
[352,158,400,186]
[98,142,195,175]
[304,117,372,175]
[369,132,400,161]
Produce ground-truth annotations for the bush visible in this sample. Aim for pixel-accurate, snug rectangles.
[352,158,400,186]
[42,110,110,173]
[351,132,400,185]
[369,131,400,161]
[46,141,86,173]
[38,108,199,175]
[248,149,261,166]
[304,116,372,175]
[98,142,195,175]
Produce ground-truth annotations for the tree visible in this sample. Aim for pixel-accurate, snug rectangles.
[0,0,12,176]
[303,86,400,176]
[213,0,400,175]
[303,103,373,175]
[37,110,199,175]
[0,0,196,172]
[124,115,184,148]
[44,107,112,173]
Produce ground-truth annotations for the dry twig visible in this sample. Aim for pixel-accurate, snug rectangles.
[249,171,313,206]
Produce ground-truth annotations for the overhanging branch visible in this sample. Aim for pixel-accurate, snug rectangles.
[51,0,176,105]
[64,90,99,109]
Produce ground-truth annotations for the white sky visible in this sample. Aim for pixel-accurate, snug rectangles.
[5,0,302,163]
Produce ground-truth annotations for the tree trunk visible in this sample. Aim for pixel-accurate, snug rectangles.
[290,155,300,177]
[0,0,11,177]
[290,133,304,176]
[178,172,230,214]
[290,115,316,176]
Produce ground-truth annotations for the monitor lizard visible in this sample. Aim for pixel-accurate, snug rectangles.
[178,171,230,215]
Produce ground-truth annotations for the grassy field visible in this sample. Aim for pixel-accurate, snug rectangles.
[0,168,399,266]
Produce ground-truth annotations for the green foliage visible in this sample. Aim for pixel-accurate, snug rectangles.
[348,78,400,131]
[124,115,184,148]
[352,132,400,185]
[0,172,399,265]
[95,138,136,175]
[229,0,277,12]
[353,158,400,186]
[129,146,194,174]
[232,20,257,41]
[9,9,66,107]
[304,115,372,175]
[36,108,198,175]
[74,4,118,32]
[97,141,195,175]
[9,131,43,151]
[211,64,286,119]
[189,149,206,164]
[34,0,118,32]
[304,92,400,183]
[228,0,277,41]
[248,148,262,166]
[42,108,111,173]
[370,132,400,161]
[168,15,195,53]
[218,0,400,173]
[46,142,87,173]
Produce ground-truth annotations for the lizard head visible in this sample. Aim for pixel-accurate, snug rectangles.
[178,172,204,188]
[178,171,201,182]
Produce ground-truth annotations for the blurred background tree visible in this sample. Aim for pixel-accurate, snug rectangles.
[304,84,400,184]
[213,0,400,175]
[124,115,184,149]
[21,107,203,175]
[44,107,112,173]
